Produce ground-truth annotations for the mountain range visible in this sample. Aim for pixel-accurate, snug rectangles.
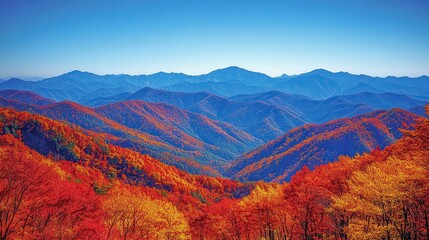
[1,67,428,104]
[230,90,426,123]
[0,67,427,183]
[123,88,425,140]
[1,64,429,240]
[125,88,306,141]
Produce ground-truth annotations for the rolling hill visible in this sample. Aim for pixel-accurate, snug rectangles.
[0,89,56,105]
[126,87,307,141]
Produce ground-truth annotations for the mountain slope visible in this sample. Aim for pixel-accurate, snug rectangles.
[302,92,426,123]
[0,107,251,198]
[0,92,261,174]
[0,89,56,105]
[321,92,426,110]
[0,97,220,175]
[274,74,342,99]
[0,97,214,172]
[81,92,133,107]
[228,90,313,121]
[228,109,418,182]
[94,100,262,161]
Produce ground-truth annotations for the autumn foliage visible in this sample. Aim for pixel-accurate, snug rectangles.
[0,135,105,239]
[0,106,428,239]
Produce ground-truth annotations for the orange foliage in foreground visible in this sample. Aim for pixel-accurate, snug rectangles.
[0,135,104,239]
[0,106,428,239]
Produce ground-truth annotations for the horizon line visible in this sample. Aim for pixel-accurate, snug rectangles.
[1,66,428,81]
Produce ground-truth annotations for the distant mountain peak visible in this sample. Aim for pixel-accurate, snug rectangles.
[208,66,250,74]
[153,71,186,76]
[306,68,334,75]
[200,66,272,86]
[7,78,26,82]
[62,70,98,78]
[66,70,89,75]
[277,74,290,78]
[56,100,81,107]
[135,86,160,94]
[222,66,244,70]
[140,86,155,91]
[264,90,284,95]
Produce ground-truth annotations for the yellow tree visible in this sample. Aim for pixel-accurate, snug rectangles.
[333,156,427,240]
[239,184,286,240]
[103,187,157,239]
[103,187,190,240]
[155,200,190,240]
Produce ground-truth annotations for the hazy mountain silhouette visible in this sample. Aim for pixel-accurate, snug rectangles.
[2,67,427,103]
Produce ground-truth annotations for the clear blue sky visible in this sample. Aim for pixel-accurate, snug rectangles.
[0,0,428,78]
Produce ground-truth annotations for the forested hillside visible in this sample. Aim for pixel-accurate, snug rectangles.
[0,106,428,239]
[229,108,418,182]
